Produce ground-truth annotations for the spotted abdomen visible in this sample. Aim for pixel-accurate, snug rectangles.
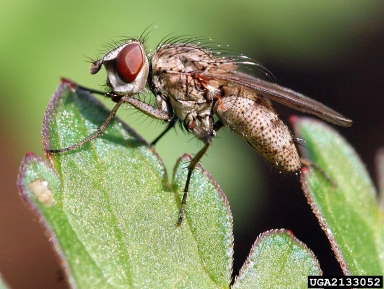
[215,86,301,172]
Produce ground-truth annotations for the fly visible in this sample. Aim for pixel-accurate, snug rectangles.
[47,34,352,225]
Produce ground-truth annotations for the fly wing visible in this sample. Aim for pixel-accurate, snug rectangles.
[208,72,352,127]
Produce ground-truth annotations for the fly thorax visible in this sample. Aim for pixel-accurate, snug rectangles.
[151,44,221,103]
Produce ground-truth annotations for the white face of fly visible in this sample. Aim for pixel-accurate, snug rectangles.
[91,40,149,95]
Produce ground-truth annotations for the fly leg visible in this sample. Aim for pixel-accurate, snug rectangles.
[177,126,212,225]
[76,84,108,96]
[46,85,171,154]
[151,115,178,146]
[47,97,126,153]
[300,158,336,187]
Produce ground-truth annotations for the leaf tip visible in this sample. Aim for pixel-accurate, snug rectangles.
[17,152,60,209]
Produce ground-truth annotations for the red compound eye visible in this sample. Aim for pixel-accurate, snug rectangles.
[115,43,144,83]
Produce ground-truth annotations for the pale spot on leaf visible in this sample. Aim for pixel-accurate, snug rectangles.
[29,180,54,207]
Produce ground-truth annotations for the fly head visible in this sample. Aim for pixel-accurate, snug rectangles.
[90,40,149,95]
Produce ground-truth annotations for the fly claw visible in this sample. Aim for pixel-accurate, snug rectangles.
[47,34,352,224]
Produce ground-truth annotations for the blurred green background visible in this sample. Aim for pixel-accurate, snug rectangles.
[1,1,383,288]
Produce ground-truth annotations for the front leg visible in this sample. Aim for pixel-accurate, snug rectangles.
[121,95,171,120]
[46,84,172,154]
[77,82,171,121]
[47,97,126,153]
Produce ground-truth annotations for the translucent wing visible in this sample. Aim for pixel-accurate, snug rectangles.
[208,71,352,127]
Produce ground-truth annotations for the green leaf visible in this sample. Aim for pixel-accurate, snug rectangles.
[292,116,384,275]
[0,273,10,289]
[17,79,233,288]
[18,80,329,288]
[232,230,321,289]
